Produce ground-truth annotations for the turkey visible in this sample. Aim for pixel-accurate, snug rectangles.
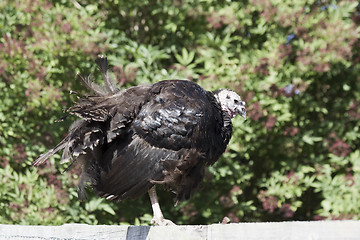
[33,56,247,225]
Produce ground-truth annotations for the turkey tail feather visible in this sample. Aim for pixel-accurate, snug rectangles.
[77,73,107,96]
[95,56,119,94]
[32,136,69,166]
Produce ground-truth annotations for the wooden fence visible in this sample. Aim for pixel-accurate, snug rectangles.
[0,221,359,240]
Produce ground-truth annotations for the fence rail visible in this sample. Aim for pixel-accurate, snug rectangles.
[1,221,359,240]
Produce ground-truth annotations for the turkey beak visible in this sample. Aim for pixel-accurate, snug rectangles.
[237,101,247,120]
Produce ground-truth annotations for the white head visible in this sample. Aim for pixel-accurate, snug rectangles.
[214,89,246,119]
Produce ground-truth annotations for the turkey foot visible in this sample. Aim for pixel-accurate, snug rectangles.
[150,216,175,226]
[148,186,176,226]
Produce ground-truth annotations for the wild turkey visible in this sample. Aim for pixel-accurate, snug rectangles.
[34,56,247,225]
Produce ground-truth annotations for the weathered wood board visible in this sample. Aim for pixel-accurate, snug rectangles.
[0,221,359,240]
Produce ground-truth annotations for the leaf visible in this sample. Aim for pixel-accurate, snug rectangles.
[101,204,116,215]
[302,135,322,145]
[175,48,195,66]
[302,135,314,145]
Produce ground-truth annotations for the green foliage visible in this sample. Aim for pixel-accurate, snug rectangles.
[1,0,359,225]
[0,165,59,224]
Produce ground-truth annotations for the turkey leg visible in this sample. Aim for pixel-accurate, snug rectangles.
[148,186,175,226]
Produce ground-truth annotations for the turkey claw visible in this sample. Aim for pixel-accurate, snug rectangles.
[150,217,176,226]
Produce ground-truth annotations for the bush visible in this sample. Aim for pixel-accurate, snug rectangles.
[1,0,359,224]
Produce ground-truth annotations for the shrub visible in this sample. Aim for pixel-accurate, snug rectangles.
[1,0,359,224]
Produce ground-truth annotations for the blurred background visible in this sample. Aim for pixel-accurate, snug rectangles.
[1,0,360,225]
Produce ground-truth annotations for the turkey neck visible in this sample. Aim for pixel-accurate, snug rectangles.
[221,109,233,146]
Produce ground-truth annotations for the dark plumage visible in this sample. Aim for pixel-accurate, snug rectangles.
[34,56,246,225]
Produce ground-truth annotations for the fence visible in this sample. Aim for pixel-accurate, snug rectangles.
[0,221,359,240]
